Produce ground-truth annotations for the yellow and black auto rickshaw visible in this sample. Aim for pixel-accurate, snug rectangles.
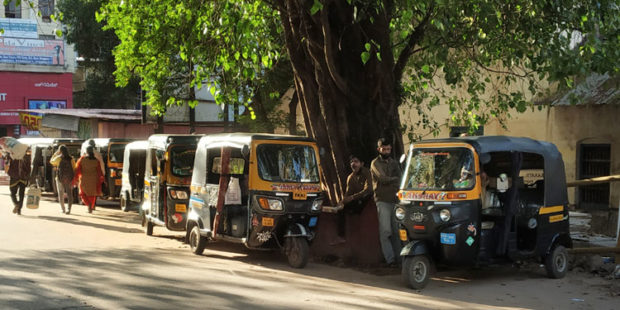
[186,133,323,268]
[142,134,200,235]
[396,136,571,289]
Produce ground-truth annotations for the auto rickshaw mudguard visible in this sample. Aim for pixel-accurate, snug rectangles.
[400,240,429,257]
[186,207,202,229]
[546,233,572,255]
[284,223,312,239]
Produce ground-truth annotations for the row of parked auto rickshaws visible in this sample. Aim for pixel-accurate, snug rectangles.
[18,134,572,289]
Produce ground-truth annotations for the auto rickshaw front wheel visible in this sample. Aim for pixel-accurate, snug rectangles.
[402,255,431,289]
[188,225,207,255]
[545,245,568,279]
[285,237,309,268]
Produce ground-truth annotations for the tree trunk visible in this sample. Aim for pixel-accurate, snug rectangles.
[278,1,403,204]
[288,89,298,135]
[189,86,196,134]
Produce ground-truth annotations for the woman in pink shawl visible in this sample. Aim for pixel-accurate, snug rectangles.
[72,145,103,213]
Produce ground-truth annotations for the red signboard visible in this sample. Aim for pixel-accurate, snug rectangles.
[0,72,72,124]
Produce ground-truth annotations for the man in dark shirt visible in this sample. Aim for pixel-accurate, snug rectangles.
[332,155,373,245]
[5,152,31,215]
[371,138,402,266]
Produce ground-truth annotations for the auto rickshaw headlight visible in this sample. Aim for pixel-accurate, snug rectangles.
[258,197,283,211]
[439,209,451,222]
[311,199,323,212]
[169,189,188,200]
[395,207,406,221]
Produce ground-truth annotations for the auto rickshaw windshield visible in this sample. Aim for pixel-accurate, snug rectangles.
[257,144,319,183]
[170,146,196,177]
[404,147,475,190]
[108,143,126,163]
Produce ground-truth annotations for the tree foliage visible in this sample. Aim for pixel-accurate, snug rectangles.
[98,0,618,203]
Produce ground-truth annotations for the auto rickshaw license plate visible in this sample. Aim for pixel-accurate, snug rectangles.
[115,179,122,186]
[175,204,187,212]
[292,191,307,200]
[262,217,274,227]
[440,233,456,245]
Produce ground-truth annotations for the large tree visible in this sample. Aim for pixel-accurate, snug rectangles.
[101,0,619,203]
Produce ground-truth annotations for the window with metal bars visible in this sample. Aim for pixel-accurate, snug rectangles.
[578,144,611,210]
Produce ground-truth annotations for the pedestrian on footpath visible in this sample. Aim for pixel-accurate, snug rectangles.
[4,151,31,215]
[50,145,76,214]
[370,137,402,267]
[73,145,103,213]
[332,154,373,245]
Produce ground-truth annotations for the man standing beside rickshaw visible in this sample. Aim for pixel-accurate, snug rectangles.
[371,137,402,267]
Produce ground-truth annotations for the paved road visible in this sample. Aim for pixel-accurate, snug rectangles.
[0,187,618,309]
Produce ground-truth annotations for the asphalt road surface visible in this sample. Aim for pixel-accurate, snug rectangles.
[0,186,618,309]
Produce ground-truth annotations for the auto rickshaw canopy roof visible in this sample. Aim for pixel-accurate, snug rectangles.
[147,134,201,150]
[197,132,316,149]
[417,136,568,207]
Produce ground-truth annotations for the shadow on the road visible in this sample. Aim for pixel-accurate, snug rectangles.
[1,245,593,310]
[34,215,144,234]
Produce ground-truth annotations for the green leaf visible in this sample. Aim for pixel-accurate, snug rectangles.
[421,64,430,74]
[55,29,63,37]
[361,51,370,64]
[365,43,371,51]
[310,0,323,15]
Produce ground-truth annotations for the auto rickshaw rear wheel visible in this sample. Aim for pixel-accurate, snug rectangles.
[146,220,154,236]
[120,194,129,212]
[545,245,568,279]
[402,255,431,289]
[285,237,309,268]
[189,225,207,255]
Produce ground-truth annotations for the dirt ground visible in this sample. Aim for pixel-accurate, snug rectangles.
[1,187,618,309]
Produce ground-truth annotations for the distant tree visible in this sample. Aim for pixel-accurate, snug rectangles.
[58,0,140,109]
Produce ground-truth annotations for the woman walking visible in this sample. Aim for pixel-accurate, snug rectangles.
[50,145,75,214]
[72,145,103,213]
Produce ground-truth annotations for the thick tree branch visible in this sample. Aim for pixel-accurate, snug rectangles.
[393,5,434,81]
[320,2,350,96]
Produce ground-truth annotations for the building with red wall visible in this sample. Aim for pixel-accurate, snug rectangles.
[0,72,73,136]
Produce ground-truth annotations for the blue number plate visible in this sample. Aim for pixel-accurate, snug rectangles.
[308,217,318,227]
[440,233,456,245]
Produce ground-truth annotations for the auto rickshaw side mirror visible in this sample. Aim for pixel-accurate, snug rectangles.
[241,145,250,159]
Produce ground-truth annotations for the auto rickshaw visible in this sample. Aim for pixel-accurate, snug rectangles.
[119,140,148,212]
[186,133,323,268]
[142,134,201,235]
[18,137,54,191]
[81,138,133,199]
[396,136,571,289]
[19,138,82,194]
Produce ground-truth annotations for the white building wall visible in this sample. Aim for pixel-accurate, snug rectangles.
[0,1,76,73]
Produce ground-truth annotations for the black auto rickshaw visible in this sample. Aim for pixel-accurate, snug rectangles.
[186,133,323,268]
[81,138,133,199]
[142,134,200,235]
[396,136,571,289]
[119,140,148,212]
